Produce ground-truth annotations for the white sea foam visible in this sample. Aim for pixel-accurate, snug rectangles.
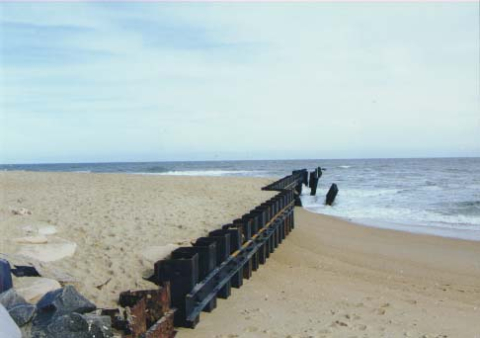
[135,170,264,177]
[301,184,480,241]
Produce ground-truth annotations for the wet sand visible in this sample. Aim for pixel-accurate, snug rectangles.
[178,208,480,338]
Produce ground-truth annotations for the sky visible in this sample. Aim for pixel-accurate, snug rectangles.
[0,2,479,164]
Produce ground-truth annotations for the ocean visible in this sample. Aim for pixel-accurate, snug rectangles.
[2,158,479,241]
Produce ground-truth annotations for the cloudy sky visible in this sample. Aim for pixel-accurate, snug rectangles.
[0,2,478,164]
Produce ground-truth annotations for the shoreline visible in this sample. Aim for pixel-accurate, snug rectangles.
[179,207,480,337]
[304,210,480,242]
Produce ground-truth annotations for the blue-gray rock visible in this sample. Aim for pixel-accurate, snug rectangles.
[36,285,96,316]
[9,303,36,327]
[38,313,113,338]
[0,288,28,309]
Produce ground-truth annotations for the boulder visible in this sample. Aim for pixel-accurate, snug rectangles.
[8,303,36,327]
[0,304,21,338]
[36,285,96,316]
[0,288,27,309]
[39,312,113,338]
[33,286,98,337]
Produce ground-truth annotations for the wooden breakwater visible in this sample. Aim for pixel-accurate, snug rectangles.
[1,168,331,337]
[105,169,326,337]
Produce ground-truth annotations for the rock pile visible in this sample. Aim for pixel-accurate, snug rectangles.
[0,286,114,338]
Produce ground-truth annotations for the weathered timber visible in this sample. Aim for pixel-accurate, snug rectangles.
[326,183,339,206]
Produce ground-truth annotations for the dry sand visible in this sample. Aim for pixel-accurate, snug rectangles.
[1,172,479,337]
[178,209,480,338]
[0,171,274,308]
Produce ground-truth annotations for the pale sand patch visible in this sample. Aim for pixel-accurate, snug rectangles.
[140,244,179,264]
[13,236,48,244]
[178,208,480,338]
[0,171,275,308]
[13,277,62,304]
[16,237,77,262]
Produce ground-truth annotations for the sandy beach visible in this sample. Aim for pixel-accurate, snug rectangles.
[0,171,274,308]
[1,172,479,337]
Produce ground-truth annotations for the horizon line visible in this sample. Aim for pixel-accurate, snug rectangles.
[1,155,479,166]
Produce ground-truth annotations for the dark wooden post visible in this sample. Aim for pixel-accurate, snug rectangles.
[155,251,199,327]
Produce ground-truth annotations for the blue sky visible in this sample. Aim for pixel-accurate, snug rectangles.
[0,2,478,164]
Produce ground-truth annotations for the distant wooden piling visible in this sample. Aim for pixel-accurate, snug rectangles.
[326,183,339,206]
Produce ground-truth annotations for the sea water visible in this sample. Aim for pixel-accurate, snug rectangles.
[2,158,479,241]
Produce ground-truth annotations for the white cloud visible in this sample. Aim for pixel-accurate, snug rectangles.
[0,2,478,163]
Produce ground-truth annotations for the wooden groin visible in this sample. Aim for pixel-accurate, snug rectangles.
[112,169,323,336]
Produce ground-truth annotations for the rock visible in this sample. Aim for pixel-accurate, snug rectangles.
[8,303,36,326]
[33,286,98,337]
[36,285,96,316]
[13,236,49,244]
[15,277,62,304]
[0,304,21,338]
[0,288,28,309]
[40,312,113,338]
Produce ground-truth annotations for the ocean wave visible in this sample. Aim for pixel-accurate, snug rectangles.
[144,165,168,173]
[338,165,352,169]
[135,170,262,177]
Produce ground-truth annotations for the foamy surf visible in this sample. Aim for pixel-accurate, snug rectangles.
[301,185,480,241]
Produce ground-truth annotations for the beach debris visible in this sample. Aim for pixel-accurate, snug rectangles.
[13,235,49,244]
[0,304,22,338]
[14,277,62,304]
[16,237,77,262]
[95,278,111,290]
[0,259,13,293]
[10,207,32,216]
[112,286,175,337]
[326,183,339,206]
